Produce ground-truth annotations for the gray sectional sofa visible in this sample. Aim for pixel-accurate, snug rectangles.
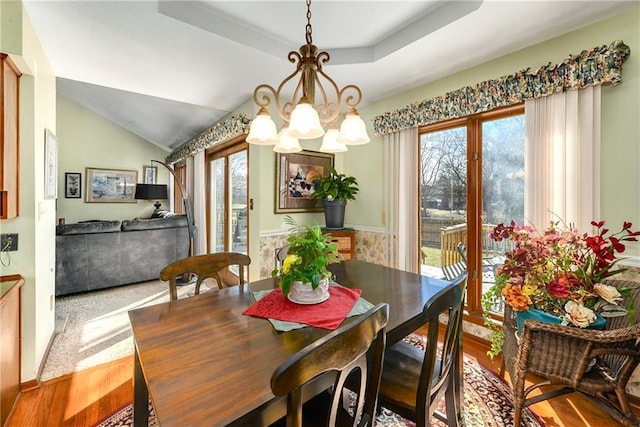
[55,216,190,296]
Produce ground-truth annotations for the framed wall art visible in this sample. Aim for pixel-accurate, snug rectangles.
[64,172,82,198]
[275,150,334,213]
[85,167,138,203]
[44,129,58,199]
[143,165,157,184]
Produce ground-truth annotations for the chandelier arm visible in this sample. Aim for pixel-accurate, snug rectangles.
[338,84,364,110]
[312,74,339,125]
[271,50,307,123]
[313,53,342,124]
[252,84,277,109]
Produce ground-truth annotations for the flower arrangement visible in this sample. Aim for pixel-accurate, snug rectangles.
[272,216,340,296]
[482,219,639,357]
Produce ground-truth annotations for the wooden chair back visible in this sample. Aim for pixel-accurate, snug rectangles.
[456,242,467,263]
[442,242,466,280]
[275,244,291,269]
[271,303,389,427]
[378,273,467,427]
[159,252,251,301]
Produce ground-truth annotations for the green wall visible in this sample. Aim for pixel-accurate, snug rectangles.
[56,95,170,223]
[1,0,57,382]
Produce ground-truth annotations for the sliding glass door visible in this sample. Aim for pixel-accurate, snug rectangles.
[206,140,248,254]
[419,105,524,321]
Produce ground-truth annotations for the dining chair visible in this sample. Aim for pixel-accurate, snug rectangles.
[270,303,389,427]
[275,244,291,269]
[159,252,251,301]
[377,273,467,427]
[502,279,640,427]
[442,242,466,281]
[456,242,467,263]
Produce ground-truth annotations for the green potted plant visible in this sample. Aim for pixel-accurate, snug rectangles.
[272,216,340,303]
[310,166,359,229]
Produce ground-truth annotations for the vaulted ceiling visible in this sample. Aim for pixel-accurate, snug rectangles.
[22,1,636,152]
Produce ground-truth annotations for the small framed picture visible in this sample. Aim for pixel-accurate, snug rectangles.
[143,166,157,184]
[64,172,82,198]
[275,150,334,213]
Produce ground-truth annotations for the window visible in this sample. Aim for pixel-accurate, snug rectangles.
[419,105,524,323]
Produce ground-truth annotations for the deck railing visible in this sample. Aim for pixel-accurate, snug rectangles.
[440,223,513,267]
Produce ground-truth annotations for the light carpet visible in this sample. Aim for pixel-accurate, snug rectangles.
[94,334,545,427]
[41,279,206,382]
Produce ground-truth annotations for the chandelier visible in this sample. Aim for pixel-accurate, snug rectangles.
[246,0,370,153]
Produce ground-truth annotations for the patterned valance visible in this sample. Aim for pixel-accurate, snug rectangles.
[373,40,630,136]
[165,114,251,164]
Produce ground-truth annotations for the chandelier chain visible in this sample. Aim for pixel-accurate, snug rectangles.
[305,0,313,45]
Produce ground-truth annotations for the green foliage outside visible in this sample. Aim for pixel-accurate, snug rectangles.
[420,246,442,267]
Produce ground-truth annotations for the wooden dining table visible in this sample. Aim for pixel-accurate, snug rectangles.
[129,259,452,426]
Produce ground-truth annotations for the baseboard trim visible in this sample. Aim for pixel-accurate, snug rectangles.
[23,326,59,390]
[20,378,39,392]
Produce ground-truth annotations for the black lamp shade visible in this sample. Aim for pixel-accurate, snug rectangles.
[134,184,168,200]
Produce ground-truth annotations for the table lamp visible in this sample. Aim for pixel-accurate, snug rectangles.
[134,183,168,216]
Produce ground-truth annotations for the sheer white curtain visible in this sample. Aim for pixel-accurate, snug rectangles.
[191,151,207,255]
[524,86,601,232]
[383,127,419,273]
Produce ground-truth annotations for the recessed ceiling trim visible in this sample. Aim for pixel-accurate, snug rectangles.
[372,0,483,63]
[160,0,483,65]
[158,1,293,59]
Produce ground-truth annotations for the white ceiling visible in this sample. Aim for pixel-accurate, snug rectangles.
[22,0,638,152]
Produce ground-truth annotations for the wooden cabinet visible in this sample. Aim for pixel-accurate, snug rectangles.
[1,54,21,219]
[0,275,23,426]
[324,229,355,261]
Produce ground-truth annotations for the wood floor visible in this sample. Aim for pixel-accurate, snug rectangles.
[8,336,639,426]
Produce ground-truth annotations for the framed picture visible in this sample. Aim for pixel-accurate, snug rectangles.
[275,150,334,213]
[143,165,157,184]
[85,167,138,203]
[44,129,57,199]
[64,172,82,198]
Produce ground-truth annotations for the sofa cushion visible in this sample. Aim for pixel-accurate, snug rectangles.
[121,215,188,231]
[56,220,122,235]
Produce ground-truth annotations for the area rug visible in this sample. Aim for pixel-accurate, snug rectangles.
[94,335,545,427]
[42,279,208,381]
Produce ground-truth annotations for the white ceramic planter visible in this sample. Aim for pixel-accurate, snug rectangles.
[288,277,330,304]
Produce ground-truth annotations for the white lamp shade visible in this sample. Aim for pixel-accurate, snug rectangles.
[273,127,302,153]
[337,113,370,145]
[247,113,279,145]
[287,102,325,139]
[319,128,347,153]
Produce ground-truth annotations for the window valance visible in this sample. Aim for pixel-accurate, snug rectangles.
[166,114,251,164]
[373,40,629,137]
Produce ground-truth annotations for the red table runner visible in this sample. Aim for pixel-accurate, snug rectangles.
[242,285,362,330]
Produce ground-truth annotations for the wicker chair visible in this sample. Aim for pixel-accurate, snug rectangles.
[502,279,640,427]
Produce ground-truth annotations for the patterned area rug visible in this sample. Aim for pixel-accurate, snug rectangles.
[94,335,544,427]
